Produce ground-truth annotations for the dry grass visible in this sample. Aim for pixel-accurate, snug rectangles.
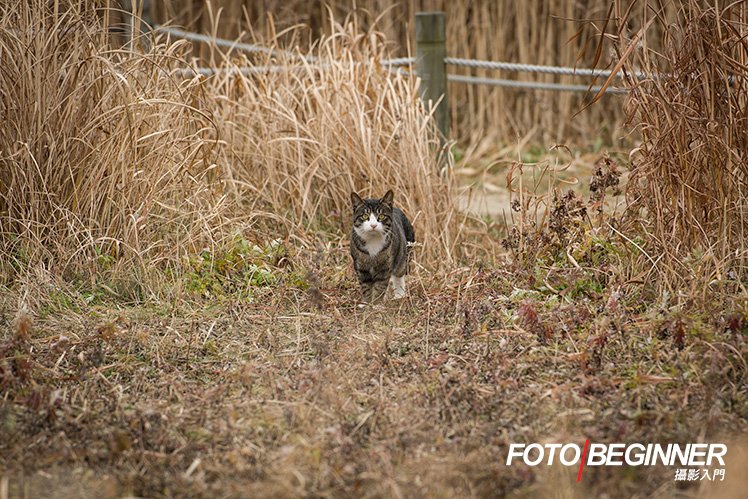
[1,2,747,498]
[599,0,748,295]
[1,251,746,497]
[0,0,476,300]
[0,0,229,297]
[204,21,462,266]
[148,0,672,144]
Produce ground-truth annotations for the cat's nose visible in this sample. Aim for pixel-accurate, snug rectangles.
[370,222,378,229]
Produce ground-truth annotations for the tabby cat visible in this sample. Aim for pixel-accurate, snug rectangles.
[350,190,415,303]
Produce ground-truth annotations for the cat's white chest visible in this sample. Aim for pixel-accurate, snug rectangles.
[362,234,387,256]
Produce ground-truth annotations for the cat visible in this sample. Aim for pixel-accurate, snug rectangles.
[350,189,415,303]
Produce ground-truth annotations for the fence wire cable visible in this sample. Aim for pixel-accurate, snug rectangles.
[154,25,317,62]
[381,57,416,66]
[180,66,625,94]
[175,66,306,77]
[381,55,645,80]
[447,74,627,93]
[444,57,648,79]
[154,26,631,93]
[174,63,405,79]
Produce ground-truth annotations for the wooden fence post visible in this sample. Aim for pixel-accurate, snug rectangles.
[415,12,449,141]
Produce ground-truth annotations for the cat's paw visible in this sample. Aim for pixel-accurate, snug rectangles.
[390,275,406,299]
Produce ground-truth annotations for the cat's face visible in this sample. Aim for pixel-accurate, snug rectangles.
[350,190,394,239]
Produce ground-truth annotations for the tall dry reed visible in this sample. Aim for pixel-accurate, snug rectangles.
[0,1,470,295]
[203,22,461,265]
[607,0,748,293]
[0,1,229,293]
[147,0,682,144]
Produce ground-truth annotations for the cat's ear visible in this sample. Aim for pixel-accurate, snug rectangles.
[350,191,364,210]
[381,189,394,208]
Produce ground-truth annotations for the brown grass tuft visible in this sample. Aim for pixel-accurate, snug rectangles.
[607,0,748,295]
[0,0,228,294]
[0,1,473,297]
[148,0,668,144]
[205,20,460,266]
[11,309,32,343]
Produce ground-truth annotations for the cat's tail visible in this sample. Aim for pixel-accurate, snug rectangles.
[398,210,415,245]
[399,211,416,276]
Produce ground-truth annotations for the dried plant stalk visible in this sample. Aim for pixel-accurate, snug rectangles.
[150,0,671,143]
[0,1,473,293]
[606,0,748,289]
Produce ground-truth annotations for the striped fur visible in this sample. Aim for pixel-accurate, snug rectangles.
[350,190,415,303]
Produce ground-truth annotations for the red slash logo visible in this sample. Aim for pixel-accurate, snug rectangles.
[577,439,590,482]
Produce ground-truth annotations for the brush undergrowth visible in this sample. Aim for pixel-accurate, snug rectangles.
[0,0,476,303]
[0,0,229,299]
[602,0,748,297]
[148,0,686,144]
[0,1,746,498]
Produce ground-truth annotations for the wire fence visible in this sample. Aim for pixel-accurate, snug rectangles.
[155,25,316,62]
[155,24,629,95]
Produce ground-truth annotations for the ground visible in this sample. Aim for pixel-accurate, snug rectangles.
[1,241,746,498]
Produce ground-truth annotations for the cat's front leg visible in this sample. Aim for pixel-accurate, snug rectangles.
[357,270,375,303]
[390,274,406,299]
